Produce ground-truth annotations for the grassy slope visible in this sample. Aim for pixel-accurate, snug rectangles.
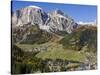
[60,25,97,52]
[35,43,86,62]
[16,42,86,62]
[16,25,97,63]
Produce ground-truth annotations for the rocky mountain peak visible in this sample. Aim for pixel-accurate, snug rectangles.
[52,9,64,15]
[12,5,78,34]
[12,5,48,27]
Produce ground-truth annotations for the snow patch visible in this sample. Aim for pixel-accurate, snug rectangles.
[28,5,42,9]
[57,14,66,19]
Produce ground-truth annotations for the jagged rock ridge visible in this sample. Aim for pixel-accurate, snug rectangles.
[12,5,78,33]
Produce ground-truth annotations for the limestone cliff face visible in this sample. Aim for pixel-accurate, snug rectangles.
[12,5,78,33]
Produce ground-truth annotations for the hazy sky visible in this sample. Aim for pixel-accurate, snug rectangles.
[11,0,97,23]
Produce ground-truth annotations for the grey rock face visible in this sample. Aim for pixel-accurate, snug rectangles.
[12,5,78,33]
[12,6,48,26]
[45,10,78,33]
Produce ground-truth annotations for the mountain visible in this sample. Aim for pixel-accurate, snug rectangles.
[12,24,60,44]
[12,5,97,52]
[12,5,78,33]
[11,5,97,73]
[12,5,48,27]
[60,25,97,53]
[46,9,78,33]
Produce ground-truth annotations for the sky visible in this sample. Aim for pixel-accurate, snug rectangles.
[11,0,97,23]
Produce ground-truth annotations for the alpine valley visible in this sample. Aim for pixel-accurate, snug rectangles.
[11,5,97,74]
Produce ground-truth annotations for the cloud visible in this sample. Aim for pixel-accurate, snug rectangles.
[77,20,97,26]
